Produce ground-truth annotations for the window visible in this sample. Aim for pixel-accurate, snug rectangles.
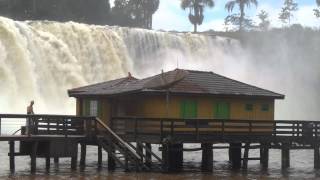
[261,104,269,112]
[82,99,102,117]
[245,103,253,111]
[89,100,98,116]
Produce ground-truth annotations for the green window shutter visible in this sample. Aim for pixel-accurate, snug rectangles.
[180,100,197,119]
[214,102,230,120]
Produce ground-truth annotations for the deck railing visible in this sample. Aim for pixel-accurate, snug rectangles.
[0,114,96,137]
[111,117,320,142]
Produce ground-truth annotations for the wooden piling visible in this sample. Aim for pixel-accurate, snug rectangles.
[30,141,38,173]
[98,145,102,169]
[229,143,241,169]
[201,143,213,172]
[281,144,290,169]
[137,142,144,163]
[145,143,152,167]
[260,143,269,169]
[80,143,86,169]
[9,141,15,173]
[242,142,250,169]
[314,145,320,169]
[71,148,78,171]
[54,157,59,164]
[45,156,50,171]
[162,143,183,172]
[108,145,116,171]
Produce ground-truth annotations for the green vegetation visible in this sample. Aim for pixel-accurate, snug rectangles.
[0,0,319,31]
[279,0,298,26]
[111,0,159,29]
[180,0,215,33]
[257,10,270,31]
[225,0,258,31]
[314,0,320,18]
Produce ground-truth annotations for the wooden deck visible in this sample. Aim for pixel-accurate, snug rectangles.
[0,114,320,173]
[112,117,320,145]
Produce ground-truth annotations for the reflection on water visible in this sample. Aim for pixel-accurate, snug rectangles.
[0,142,319,179]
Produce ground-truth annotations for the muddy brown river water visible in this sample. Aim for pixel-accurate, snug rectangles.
[0,142,319,179]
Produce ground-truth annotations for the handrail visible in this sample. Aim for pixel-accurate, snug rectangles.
[95,118,141,159]
[0,114,95,120]
[112,116,319,124]
[12,128,21,135]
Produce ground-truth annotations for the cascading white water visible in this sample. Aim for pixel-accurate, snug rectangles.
[0,16,319,120]
[0,16,247,115]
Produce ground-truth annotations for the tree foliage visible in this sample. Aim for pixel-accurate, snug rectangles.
[0,0,111,25]
[279,0,298,25]
[225,0,258,32]
[257,10,270,31]
[111,0,159,29]
[180,0,215,33]
[314,0,320,19]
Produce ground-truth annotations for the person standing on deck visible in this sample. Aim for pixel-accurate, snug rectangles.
[26,100,35,134]
[27,100,34,115]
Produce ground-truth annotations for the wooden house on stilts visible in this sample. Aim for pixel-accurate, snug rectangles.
[68,69,285,171]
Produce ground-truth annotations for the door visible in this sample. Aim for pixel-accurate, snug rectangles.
[214,102,230,120]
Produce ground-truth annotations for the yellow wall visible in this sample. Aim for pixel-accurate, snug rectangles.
[126,95,275,120]
[76,98,112,125]
[77,95,275,121]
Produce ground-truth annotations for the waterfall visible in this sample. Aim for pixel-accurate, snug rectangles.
[0,16,319,120]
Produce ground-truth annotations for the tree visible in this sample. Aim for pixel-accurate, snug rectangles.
[181,0,215,33]
[129,0,160,29]
[314,0,320,19]
[225,0,258,32]
[279,0,298,25]
[257,10,270,31]
[112,0,159,29]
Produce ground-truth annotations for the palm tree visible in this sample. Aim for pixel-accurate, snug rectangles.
[225,0,258,31]
[181,0,215,33]
[317,0,320,6]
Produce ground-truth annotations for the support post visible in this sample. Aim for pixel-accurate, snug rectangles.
[108,145,116,171]
[260,143,269,169]
[54,157,59,164]
[98,145,102,169]
[9,141,15,173]
[314,145,320,169]
[201,143,213,172]
[145,143,152,168]
[162,143,183,172]
[80,143,86,169]
[242,143,250,169]
[71,148,78,171]
[31,141,38,173]
[281,144,290,169]
[45,156,50,171]
[229,143,241,169]
[137,142,144,163]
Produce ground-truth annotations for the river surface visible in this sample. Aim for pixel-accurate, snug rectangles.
[0,142,319,179]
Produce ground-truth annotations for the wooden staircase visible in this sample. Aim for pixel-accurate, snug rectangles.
[95,118,162,171]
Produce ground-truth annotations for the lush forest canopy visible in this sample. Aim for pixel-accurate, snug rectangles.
[0,0,319,31]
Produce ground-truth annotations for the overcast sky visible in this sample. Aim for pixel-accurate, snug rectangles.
[110,0,320,31]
